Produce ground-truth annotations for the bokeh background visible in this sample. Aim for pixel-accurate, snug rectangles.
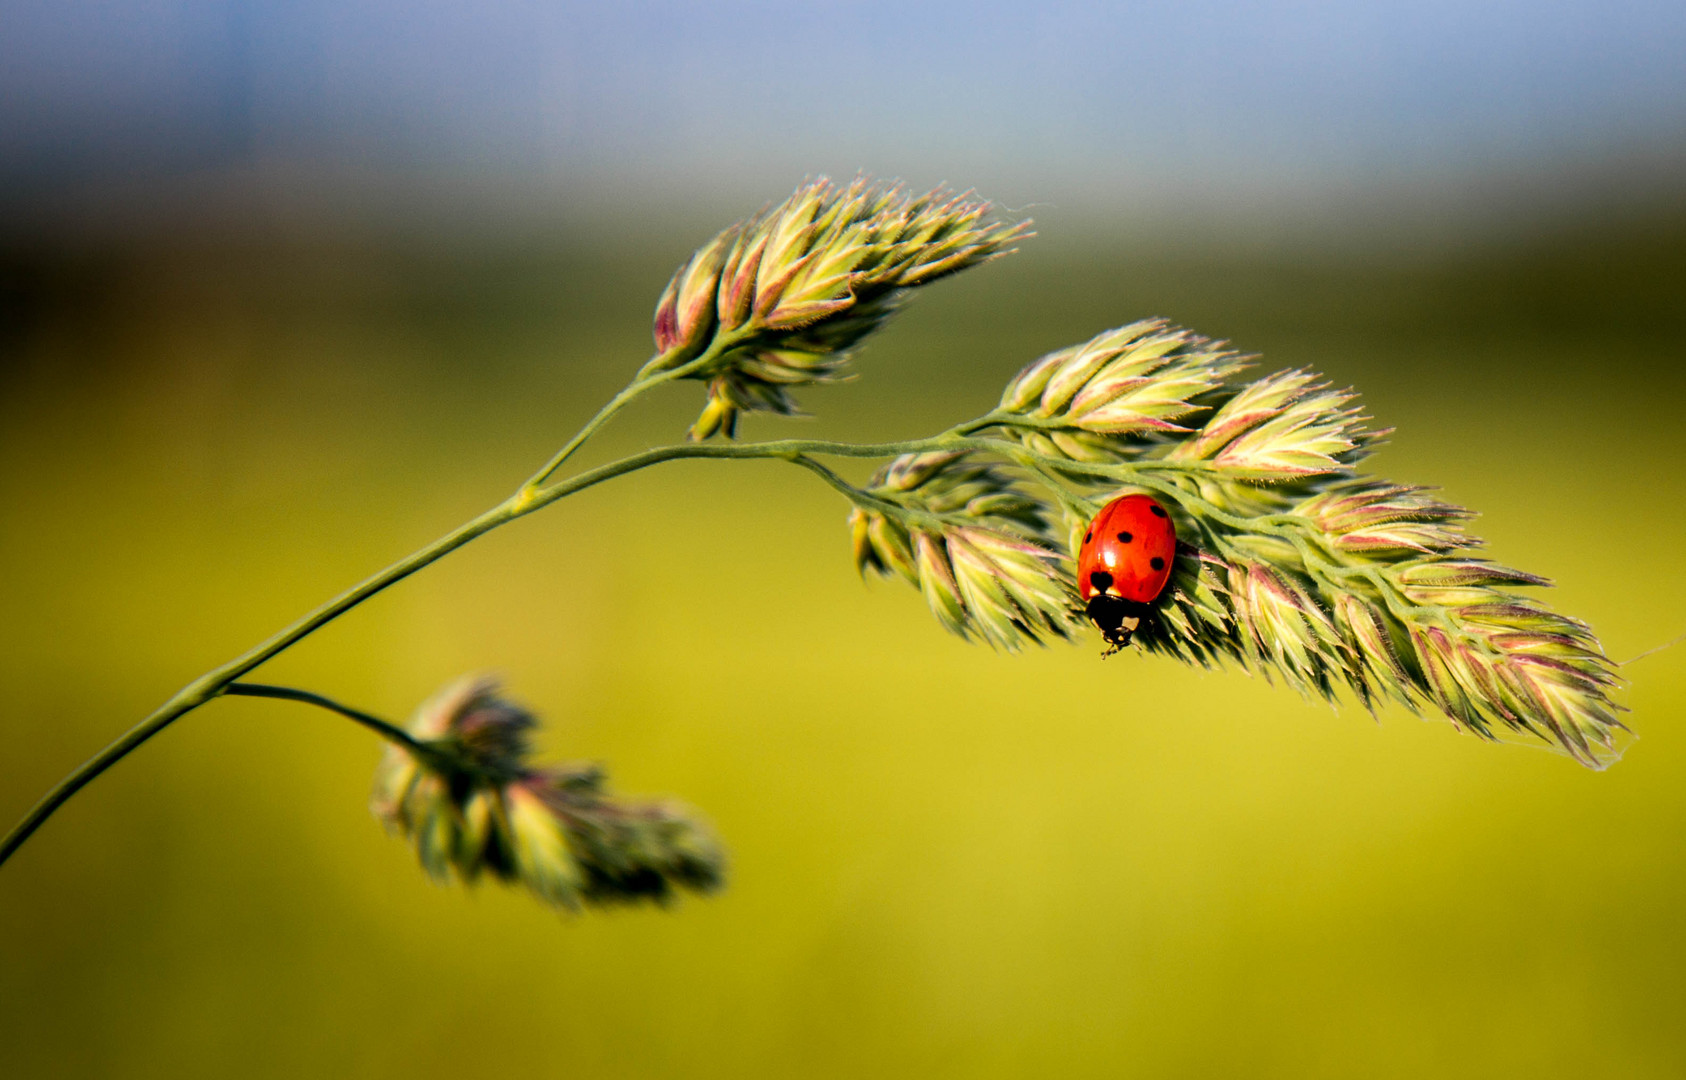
[3,2,1685,1077]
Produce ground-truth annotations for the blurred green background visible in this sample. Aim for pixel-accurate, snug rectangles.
[6,2,1686,1076]
[2,208,1683,1078]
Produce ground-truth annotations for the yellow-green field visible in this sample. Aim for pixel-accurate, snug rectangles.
[2,217,1684,1077]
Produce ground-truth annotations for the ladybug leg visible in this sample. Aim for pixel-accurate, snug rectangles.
[1086,596,1146,657]
[1098,615,1141,658]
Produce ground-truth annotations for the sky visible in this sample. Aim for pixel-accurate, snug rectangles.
[3,0,1685,233]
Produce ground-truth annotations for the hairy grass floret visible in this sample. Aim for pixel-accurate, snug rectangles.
[849,452,1084,650]
[995,319,1250,462]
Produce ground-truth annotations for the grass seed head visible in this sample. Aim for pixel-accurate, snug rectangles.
[370,676,724,910]
[965,329,1628,766]
[654,176,1029,440]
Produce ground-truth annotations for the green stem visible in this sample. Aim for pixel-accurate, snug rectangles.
[0,498,521,867]
[778,454,948,531]
[1014,456,1098,521]
[521,333,751,492]
[224,683,433,760]
[8,402,1368,868]
[961,435,1335,553]
[784,454,875,506]
[522,378,667,491]
[0,424,971,868]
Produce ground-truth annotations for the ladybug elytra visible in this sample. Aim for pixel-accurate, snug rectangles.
[1076,493,1176,652]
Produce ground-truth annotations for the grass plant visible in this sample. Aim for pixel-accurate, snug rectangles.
[0,176,1628,914]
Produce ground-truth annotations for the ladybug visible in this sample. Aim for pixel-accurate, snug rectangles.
[1076,493,1176,653]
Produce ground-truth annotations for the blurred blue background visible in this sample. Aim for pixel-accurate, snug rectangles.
[2,3,1685,1078]
[5,0,1685,239]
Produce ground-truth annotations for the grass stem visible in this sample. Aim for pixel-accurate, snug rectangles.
[223,683,433,758]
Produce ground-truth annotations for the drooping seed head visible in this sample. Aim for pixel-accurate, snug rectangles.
[514,766,724,906]
[371,675,533,812]
[370,676,725,910]
[946,321,1629,765]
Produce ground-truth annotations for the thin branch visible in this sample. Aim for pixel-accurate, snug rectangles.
[223,683,434,758]
[0,423,972,867]
[520,336,749,493]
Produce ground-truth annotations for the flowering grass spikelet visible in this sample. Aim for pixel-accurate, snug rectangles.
[848,452,1082,650]
[649,176,1030,440]
[1298,482,1475,553]
[1127,545,1235,666]
[371,676,724,909]
[998,320,1248,445]
[1228,561,1348,698]
[1168,369,1384,480]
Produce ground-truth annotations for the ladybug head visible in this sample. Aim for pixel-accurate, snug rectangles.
[1085,593,1148,656]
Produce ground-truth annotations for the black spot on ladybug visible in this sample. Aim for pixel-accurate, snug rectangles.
[1150,504,1167,517]
[1116,531,1133,543]
[1089,570,1113,592]
[1083,531,1091,543]
[1150,556,1165,571]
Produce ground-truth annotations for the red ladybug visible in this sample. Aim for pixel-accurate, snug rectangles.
[1076,493,1176,652]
